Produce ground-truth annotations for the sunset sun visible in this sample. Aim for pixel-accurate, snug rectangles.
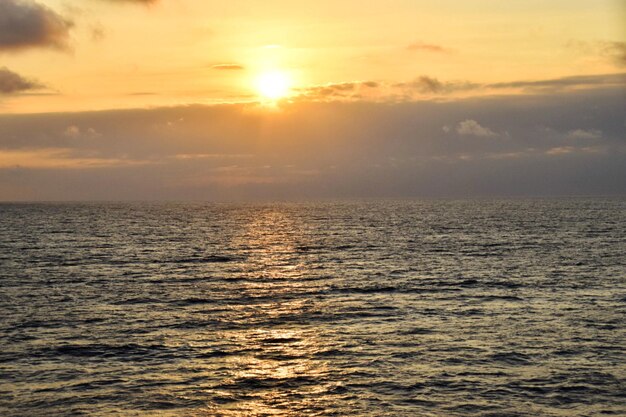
[256,70,291,100]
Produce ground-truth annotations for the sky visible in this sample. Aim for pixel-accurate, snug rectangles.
[0,0,625,200]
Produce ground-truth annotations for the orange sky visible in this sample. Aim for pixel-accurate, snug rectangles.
[1,0,624,113]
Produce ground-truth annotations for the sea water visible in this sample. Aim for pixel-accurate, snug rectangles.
[1,199,625,416]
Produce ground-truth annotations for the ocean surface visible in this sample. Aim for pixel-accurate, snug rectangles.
[1,199,625,417]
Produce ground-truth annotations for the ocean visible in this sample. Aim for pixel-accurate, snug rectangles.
[1,199,625,416]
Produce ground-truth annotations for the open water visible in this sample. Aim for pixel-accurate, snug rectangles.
[1,199,625,416]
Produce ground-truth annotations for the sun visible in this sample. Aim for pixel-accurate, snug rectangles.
[256,70,291,100]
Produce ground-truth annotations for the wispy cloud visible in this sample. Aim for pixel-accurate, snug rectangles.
[0,148,148,169]
[127,92,158,96]
[0,0,73,52]
[566,129,602,140]
[599,41,626,66]
[291,72,626,103]
[569,40,626,67]
[404,73,626,96]
[545,146,577,156]
[174,153,253,160]
[486,73,626,91]
[211,64,245,70]
[406,41,451,53]
[296,81,379,100]
[405,73,626,97]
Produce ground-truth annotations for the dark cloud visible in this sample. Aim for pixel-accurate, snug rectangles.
[211,64,245,70]
[0,0,73,52]
[0,67,42,94]
[407,42,450,53]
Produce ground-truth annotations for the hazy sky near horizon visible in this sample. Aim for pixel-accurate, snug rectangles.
[0,0,624,199]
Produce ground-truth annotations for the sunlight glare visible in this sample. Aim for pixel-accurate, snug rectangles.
[256,71,291,100]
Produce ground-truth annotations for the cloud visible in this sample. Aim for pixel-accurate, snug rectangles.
[0,87,623,200]
[63,125,101,139]
[63,125,80,138]
[598,41,626,66]
[0,0,73,52]
[409,76,445,93]
[545,146,576,156]
[399,76,479,94]
[407,42,450,53]
[486,72,626,91]
[569,40,626,67]
[174,153,253,160]
[407,73,625,97]
[0,67,43,94]
[567,129,602,140]
[396,73,626,99]
[456,120,498,137]
[291,73,625,103]
[90,24,106,42]
[297,81,380,100]
[0,148,147,169]
[211,64,245,70]
[127,92,157,96]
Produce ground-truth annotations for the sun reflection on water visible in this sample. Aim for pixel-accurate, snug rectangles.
[203,208,335,416]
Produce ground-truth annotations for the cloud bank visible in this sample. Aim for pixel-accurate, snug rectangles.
[0,86,623,200]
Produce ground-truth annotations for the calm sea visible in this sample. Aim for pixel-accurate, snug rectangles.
[1,200,625,416]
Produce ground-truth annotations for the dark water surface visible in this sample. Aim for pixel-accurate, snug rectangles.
[1,200,625,416]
